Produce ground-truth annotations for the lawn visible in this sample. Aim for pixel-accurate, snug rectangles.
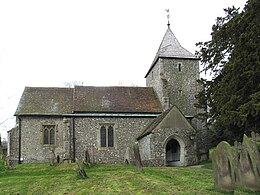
[0,162,257,194]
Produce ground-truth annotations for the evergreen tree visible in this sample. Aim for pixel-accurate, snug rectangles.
[195,0,260,145]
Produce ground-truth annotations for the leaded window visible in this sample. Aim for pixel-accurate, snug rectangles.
[100,125,114,147]
[108,126,114,147]
[43,125,56,145]
[100,126,107,147]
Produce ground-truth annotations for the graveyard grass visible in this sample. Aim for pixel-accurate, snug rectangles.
[0,162,256,194]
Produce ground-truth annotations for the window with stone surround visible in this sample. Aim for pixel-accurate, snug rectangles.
[100,124,114,147]
[42,125,56,145]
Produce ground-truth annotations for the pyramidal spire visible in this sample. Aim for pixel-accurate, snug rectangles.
[151,24,197,65]
[145,17,197,77]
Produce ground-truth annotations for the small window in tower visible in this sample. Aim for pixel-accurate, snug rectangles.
[178,90,183,96]
[178,62,182,72]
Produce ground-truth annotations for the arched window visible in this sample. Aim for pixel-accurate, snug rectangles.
[50,128,55,145]
[108,126,114,147]
[100,126,106,147]
[44,128,49,144]
[100,124,114,147]
[42,125,56,145]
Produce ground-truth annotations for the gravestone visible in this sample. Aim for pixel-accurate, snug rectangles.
[213,133,260,192]
[133,143,143,170]
[238,134,260,191]
[7,159,14,170]
[233,140,241,184]
[84,149,91,165]
[76,160,88,179]
[124,147,131,164]
[49,149,56,165]
[212,141,235,192]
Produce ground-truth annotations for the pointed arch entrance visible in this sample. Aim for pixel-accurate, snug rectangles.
[165,136,185,166]
[166,139,180,166]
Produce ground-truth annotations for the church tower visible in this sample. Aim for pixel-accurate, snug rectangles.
[145,24,200,122]
[145,24,208,161]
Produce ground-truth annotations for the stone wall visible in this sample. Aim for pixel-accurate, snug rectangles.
[9,116,154,164]
[18,116,69,163]
[146,57,208,162]
[74,117,152,164]
[139,127,198,166]
[7,127,19,163]
[147,58,200,115]
[146,59,164,107]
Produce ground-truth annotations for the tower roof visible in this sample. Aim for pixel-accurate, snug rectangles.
[145,26,198,78]
[155,26,196,59]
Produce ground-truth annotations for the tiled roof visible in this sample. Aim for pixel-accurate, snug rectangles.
[15,86,162,115]
[73,86,162,113]
[155,27,196,60]
[15,87,74,115]
[137,106,196,140]
[145,26,198,77]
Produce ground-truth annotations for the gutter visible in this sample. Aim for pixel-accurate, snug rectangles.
[18,117,21,164]
[15,113,160,118]
[72,117,76,162]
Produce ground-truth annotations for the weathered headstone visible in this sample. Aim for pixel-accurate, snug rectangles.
[233,140,241,184]
[212,141,235,192]
[238,134,260,191]
[133,143,143,170]
[213,133,260,192]
[76,160,88,179]
[49,149,56,165]
[84,149,91,166]
[7,159,14,170]
[90,145,95,164]
[124,147,131,164]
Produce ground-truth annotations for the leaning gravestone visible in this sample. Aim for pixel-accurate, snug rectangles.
[76,160,88,179]
[212,141,235,192]
[238,134,260,191]
[133,143,143,170]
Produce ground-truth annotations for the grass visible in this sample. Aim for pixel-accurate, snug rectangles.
[0,162,257,194]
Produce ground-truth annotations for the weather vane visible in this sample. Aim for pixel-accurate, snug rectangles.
[165,9,170,26]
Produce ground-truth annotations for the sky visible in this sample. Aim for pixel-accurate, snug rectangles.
[0,0,247,139]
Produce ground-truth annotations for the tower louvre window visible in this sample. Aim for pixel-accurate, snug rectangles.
[178,62,182,72]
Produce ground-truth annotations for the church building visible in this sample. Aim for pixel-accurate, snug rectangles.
[8,23,208,166]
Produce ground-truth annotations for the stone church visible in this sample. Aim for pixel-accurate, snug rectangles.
[8,24,208,166]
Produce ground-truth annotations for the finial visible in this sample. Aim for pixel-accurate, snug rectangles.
[165,9,170,27]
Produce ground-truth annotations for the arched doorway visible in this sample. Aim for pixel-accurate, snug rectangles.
[166,139,180,166]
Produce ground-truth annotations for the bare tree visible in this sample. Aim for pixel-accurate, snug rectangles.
[64,81,84,88]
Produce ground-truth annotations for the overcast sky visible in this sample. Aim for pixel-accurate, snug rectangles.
[0,0,247,139]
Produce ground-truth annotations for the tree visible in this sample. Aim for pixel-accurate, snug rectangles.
[195,0,260,145]
[64,80,84,88]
